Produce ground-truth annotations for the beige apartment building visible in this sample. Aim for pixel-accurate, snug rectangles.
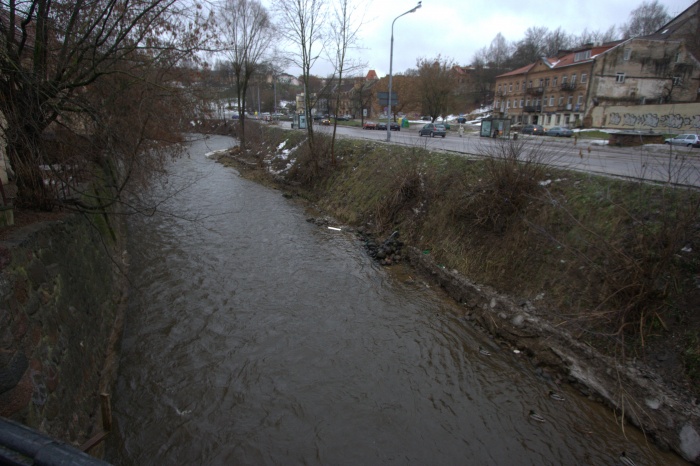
[494,43,620,128]
[493,2,700,131]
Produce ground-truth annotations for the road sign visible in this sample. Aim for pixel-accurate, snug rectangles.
[377,92,398,106]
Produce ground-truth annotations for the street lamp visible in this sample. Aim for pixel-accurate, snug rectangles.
[386,1,422,142]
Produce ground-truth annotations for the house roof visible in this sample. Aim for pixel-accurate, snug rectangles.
[366,69,379,80]
[495,41,622,79]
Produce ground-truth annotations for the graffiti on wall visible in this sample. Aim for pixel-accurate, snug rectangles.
[608,112,700,129]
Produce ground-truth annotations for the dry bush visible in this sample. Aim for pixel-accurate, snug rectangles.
[285,133,334,186]
[372,151,424,230]
[554,183,700,346]
[460,137,555,233]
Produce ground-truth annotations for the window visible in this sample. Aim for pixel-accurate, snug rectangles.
[577,94,583,105]
[509,83,513,92]
[525,98,530,107]
[545,78,550,87]
[516,82,520,91]
[581,73,587,83]
[574,50,591,61]
[567,95,573,105]
[673,76,682,86]
[506,100,511,109]
[616,72,625,83]
[571,74,577,85]
[561,75,568,84]
[553,77,558,86]
[555,114,561,125]
[495,99,500,108]
[528,80,533,88]
[548,96,553,106]
[522,80,526,89]
[543,96,547,107]
[623,48,631,60]
[558,96,564,106]
[498,85,502,93]
[675,51,681,63]
[539,78,544,88]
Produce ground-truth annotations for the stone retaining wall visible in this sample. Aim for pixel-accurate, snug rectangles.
[589,102,700,132]
[406,246,700,464]
[0,213,125,451]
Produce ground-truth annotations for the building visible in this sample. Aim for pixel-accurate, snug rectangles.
[493,2,700,130]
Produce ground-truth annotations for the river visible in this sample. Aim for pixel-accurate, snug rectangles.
[105,135,686,465]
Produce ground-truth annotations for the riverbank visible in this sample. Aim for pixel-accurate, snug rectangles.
[209,123,700,464]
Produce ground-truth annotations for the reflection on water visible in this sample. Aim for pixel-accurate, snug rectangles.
[106,135,686,465]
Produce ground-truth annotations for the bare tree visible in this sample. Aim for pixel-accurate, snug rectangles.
[574,25,619,46]
[543,27,575,56]
[620,0,670,38]
[326,0,364,164]
[0,0,211,210]
[219,0,275,150]
[272,0,327,170]
[511,26,549,68]
[416,56,454,122]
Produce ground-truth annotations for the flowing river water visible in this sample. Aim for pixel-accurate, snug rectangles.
[105,135,686,465]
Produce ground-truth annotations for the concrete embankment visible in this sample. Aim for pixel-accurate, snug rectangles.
[0,213,126,458]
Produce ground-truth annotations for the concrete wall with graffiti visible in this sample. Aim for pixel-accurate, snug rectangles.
[589,103,700,132]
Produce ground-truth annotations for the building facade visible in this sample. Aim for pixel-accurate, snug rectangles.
[493,2,700,130]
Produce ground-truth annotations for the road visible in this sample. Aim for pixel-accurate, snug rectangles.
[279,121,700,187]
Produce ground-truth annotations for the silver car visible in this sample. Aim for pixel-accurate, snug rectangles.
[547,126,573,137]
[664,134,700,147]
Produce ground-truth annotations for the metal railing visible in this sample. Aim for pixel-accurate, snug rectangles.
[0,417,111,465]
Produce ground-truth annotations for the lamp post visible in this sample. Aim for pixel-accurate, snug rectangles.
[386,1,422,142]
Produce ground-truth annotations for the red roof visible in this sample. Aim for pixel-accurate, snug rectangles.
[496,42,622,78]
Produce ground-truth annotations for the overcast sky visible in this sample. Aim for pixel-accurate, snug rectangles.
[261,0,695,78]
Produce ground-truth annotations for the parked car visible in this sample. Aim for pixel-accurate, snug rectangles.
[547,126,574,137]
[390,122,401,131]
[335,115,352,121]
[419,123,446,138]
[363,121,376,130]
[521,124,546,135]
[376,122,388,130]
[664,134,700,147]
[457,117,467,124]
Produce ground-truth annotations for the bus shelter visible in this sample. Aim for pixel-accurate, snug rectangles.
[480,117,511,138]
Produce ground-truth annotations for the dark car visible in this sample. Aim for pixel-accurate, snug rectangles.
[418,123,446,138]
[376,122,388,130]
[457,117,467,124]
[363,121,376,130]
[521,124,546,135]
[390,122,401,131]
[547,126,573,137]
[664,134,700,147]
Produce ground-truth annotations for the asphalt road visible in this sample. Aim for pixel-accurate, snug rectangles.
[279,121,700,187]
